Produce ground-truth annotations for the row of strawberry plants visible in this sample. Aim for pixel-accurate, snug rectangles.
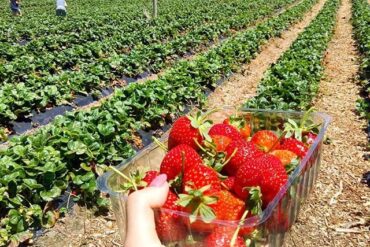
[0,0,282,79]
[244,0,340,110]
[0,0,317,244]
[0,0,252,59]
[352,0,370,127]
[0,0,294,129]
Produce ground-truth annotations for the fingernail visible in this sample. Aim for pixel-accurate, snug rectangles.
[149,174,167,187]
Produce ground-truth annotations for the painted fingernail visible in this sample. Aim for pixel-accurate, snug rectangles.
[149,174,167,187]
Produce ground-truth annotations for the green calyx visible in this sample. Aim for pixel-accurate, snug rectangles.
[285,158,300,174]
[177,184,218,223]
[110,167,146,192]
[195,138,237,175]
[246,186,263,215]
[284,107,320,141]
[227,114,248,129]
[188,109,218,142]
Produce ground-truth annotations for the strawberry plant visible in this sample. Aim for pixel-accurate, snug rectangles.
[352,0,370,145]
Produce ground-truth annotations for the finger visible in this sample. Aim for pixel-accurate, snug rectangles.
[125,174,169,247]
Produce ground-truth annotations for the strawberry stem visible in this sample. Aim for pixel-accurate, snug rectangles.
[110,166,138,191]
[222,147,238,167]
[199,108,221,123]
[152,136,168,152]
[230,209,249,247]
[194,138,215,157]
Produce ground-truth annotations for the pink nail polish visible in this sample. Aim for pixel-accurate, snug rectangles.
[149,174,167,187]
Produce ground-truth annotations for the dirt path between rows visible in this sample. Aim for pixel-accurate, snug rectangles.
[206,0,327,108]
[284,0,370,246]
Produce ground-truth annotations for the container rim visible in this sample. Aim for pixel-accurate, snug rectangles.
[97,108,331,227]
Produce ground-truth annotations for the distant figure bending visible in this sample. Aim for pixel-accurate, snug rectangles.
[9,0,68,17]
[10,0,21,16]
[56,0,67,16]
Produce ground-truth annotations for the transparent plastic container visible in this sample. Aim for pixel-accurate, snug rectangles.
[97,108,331,246]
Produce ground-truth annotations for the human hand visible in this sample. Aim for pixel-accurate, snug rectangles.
[125,174,169,247]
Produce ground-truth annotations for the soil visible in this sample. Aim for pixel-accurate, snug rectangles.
[32,0,370,246]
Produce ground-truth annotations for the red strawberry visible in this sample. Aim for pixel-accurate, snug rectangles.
[204,226,246,247]
[211,190,246,221]
[182,164,221,191]
[239,124,251,140]
[160,144,203,181]
[178,185,218,232]
[279,138,308,158]
[209,123,244,141]
[179,188,244,233]
[222,176,235,191]
[223,116,252,139]
[156,191,187,242]
[270,150,297,166]
[168,113,212,150]
[211,135,232,152]
[223,139,263,176]
[142,170,159,185]
[234,154,288,206]
[136,170,159,189]
[251,130,279,152]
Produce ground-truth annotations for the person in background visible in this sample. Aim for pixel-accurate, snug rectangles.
[125,174,168,247]
[56,0,67,16]
[10,0,21,16]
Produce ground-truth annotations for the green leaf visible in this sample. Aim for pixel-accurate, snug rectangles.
[40,186,62,201]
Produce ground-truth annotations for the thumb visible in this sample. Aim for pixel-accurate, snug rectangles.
[125,174,169,247]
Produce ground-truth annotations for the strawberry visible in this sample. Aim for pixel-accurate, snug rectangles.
[251,130,279,152]
[182,163,221,191]
[178,187,244,233]
[177,185,218,232]
[211,135,232,152]
[168,112,212,150]
[204,226,246,247]
[160,144,203,181]
[156,191,187,242]
[233,154,288,206]
[239,124,251,140]
[270,150,297,166]
[223,139,263,176]
[303,132,317,146]
[211,190,246,221]
[142,170,159,185]
[222,176,235,191]
[209,123,244,141]
[223,116,252,139]
[266,204,290,232]
[134,170,159,190]
[279,138,308,158]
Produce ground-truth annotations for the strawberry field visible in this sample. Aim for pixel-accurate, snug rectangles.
[0,0,369,246]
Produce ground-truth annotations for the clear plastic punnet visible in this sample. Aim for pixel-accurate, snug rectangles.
[97,108,331,246]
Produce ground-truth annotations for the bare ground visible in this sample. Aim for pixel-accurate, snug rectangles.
[285,0,370,246]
